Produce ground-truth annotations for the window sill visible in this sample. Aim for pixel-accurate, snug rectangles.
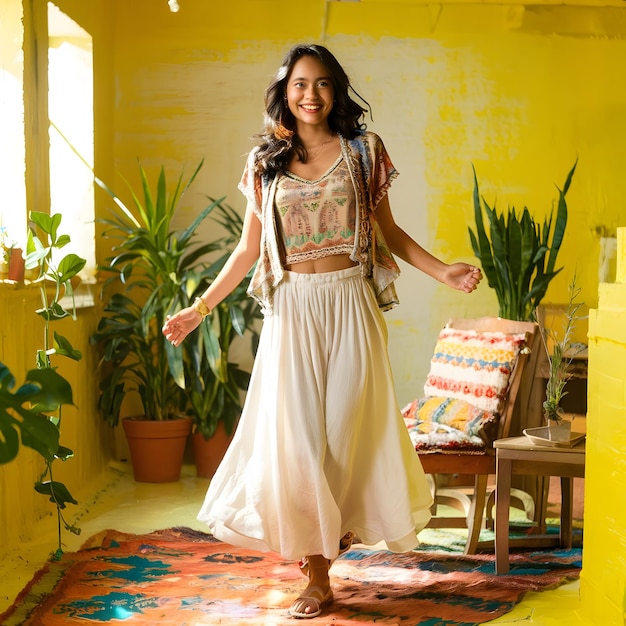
[0,277,96,309]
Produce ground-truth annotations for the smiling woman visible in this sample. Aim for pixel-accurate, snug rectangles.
[162,42,481,620]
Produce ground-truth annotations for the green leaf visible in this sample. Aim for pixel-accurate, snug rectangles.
[201,318,223,379]
[55,445,74,461]
[57,253,86,283]
[34,480,78,508]
[29,211,55,235]
[165,338,185,389]
[54,332,83,361]
[230,304,246,337]
[26,368,74,412]
[179,194,222,248]
[0,418,20,464]
[55,234,71,248]
[36,302,70,322]
[469,166,498,289]
[546,160,577,275]
[0,363,71,463]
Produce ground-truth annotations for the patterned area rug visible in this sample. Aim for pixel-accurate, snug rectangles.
[1,527,582,625]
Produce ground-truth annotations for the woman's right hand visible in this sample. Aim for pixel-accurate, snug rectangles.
[162,307,203,347]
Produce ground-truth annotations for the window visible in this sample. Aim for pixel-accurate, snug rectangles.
[0,1,27,254]
[0,1,95,286]
[48,3,95,279]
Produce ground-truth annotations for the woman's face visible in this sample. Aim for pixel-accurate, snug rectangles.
[285,55,334,132]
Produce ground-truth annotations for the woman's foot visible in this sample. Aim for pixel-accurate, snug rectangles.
[288,584,333,618]
[298,531,355,577]
[289,554,332,619]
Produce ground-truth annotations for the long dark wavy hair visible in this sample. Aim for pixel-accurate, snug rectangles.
[253,44,370,175]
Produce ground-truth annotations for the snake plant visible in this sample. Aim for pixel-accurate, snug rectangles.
[468,161,577,321]
[182,200,262,440]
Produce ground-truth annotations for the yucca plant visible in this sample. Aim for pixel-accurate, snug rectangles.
[183,201,262,440]
[468,161,577,321]
[91,160,226,424]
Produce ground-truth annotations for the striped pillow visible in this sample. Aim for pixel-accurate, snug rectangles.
[402,396,499,451]
[423,328,527,413]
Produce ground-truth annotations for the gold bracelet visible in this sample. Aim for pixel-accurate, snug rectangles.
[192,297,211,319]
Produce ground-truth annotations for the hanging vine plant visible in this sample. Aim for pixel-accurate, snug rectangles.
[0,211,86,559]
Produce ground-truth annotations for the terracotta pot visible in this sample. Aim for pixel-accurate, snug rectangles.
[8,248,24,282]
[122,416,192,483]
[192,422,235,478]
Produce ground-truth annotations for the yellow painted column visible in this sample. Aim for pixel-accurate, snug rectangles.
[617,229,626,284]
[581,226,626,625]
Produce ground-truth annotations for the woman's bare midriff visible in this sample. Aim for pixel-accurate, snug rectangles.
[285,254,357,274]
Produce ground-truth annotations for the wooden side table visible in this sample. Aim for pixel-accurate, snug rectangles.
[494,435,585,574]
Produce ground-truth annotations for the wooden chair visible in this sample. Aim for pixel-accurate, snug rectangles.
[416,317,542,554]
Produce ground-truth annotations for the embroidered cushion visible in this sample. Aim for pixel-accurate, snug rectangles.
[402,397,499,453]
[423,328,528,414]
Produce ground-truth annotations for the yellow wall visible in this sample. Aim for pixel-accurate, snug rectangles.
[99,0,626,402]
[583,234,626,625]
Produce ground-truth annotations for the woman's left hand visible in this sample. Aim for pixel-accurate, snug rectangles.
[441,263,483,293]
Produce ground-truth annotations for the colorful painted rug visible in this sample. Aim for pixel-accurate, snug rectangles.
[1,527,581,625]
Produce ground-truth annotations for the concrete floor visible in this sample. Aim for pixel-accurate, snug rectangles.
[0,461,589,624]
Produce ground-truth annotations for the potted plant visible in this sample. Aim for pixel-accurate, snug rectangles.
[0,212,85,558]
[91,161,243,482]
[0,227,26,282]
[182,202,261,477]
[539,276,586,442]
[468,161,577,322]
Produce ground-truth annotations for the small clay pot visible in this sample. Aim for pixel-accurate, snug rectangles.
[8,248,25,282]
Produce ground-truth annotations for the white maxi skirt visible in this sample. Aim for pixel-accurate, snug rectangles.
[197,266,433,561]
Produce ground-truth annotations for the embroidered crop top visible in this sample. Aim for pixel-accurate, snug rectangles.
[238,130,401,314]
[275,156,356,265]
